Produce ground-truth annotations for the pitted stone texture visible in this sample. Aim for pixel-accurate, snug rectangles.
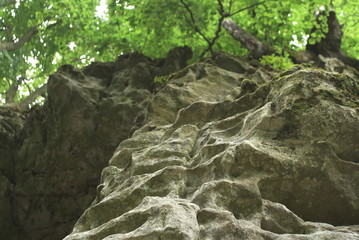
[65,59,359,240]
[65,197,199,240]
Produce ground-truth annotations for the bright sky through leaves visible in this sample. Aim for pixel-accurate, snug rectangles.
[96,0,108,20]
[0,0,358,107]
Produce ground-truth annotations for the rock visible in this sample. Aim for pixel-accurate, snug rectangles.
[0,47,192,240]
[211,52,253,74]
[63,54,359,239]
[318,54,359,79]
[1,51,359,240]
[0,106,26,240]
[65,196,199,240]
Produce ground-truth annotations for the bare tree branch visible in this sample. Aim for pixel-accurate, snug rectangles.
[222,18,274,59]
[228,0,266,17]
[229,0,233,14]
[217,0,225,16]
[23,80,32,94]
[5,75,25,103]
[199,0,227,59]
[0,19,62,52]
[179,0,268,59]
[0,26,38,51]
[44,19,63,30]
[178,0,212,48]
[1,19,61,104]
[19,83,47,109]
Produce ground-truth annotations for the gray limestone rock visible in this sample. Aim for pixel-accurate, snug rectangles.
[0,48,192,240]
[1,51,359,240]
[63,55,359,240]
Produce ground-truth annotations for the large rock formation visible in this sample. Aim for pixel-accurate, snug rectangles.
[0,47,192,240]
[64,53,359,239]
[1,49,358,240]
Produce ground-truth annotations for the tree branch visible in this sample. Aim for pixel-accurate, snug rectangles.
[0,19,61,52]
[23,81,32,94]
[178,0,212,49]
[228,0,266,17]
[5,75,25,103]
[222,18,274,59]
[0,26,38,51]
[19,83,47,109]
[228,0,233,14]
[199,0,227,58]
[180,0,268,58]
[217,0,225,16]
[43,19,63,30]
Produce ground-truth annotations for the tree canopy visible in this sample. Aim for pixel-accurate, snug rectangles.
[0,0,358,107]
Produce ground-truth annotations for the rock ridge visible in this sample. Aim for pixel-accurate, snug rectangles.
[0,49,358,240]
[64,53,359,239]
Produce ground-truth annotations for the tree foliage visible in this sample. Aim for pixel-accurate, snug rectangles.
[0,0,358,106]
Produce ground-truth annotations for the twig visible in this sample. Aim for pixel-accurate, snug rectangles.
[178,0,212,48]
[217,0,225,16]
[23,80,32,94]
[180,0,267,59]
[141,32,150,52]
[199,0,227,58]
[0,19,62,52]
[229,0,233,14]
[228,0,266,17]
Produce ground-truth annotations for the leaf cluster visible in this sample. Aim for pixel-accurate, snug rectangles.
[260,53,294,70]
[0,0,358,105]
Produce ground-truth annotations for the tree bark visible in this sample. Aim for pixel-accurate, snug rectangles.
[5,76,24,104]
[222,18,274,59]
[223,12,359,70]
[307,10,359,70]
[0,26,38,51]
[19,84,47,109]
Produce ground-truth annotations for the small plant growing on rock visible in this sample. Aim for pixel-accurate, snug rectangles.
[154,75,169,84]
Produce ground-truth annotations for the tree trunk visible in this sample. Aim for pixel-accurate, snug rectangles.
[307,10,359,70]
[222,11,359,71]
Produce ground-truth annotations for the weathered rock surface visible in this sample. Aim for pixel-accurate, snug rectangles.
[61,53,359,240]
[1,49,359,240]
[0,106,26,237]
[0,47,192,240]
